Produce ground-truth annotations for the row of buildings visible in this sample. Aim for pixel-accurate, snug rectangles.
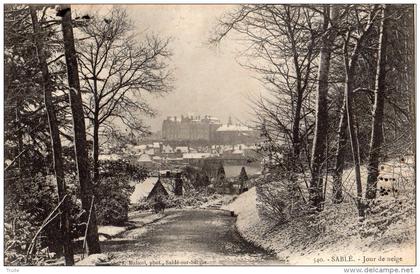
[161,114,258,144]
[111,142,259,168]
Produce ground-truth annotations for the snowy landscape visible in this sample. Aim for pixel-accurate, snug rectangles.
[3,3,416,270]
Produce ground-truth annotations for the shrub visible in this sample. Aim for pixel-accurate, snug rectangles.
[256,180,308,225]
[93,160,143,225]
[359,194,415,239]
[4,209,38,265]
[95,176,134,225]
[133,200,152,211]
[4,173,66,265]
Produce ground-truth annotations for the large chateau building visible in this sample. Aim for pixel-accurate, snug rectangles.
[162,114,258,144]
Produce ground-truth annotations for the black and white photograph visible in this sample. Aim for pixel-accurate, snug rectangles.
[2,2,417,269]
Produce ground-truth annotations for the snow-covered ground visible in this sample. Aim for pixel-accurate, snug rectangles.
[223,159,415,265]
[93,212,166,242]
[199,194,236,209]
[97,226,127,241]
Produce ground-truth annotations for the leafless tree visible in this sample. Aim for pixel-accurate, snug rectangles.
[212,4,320,176]
[76,7,172,184]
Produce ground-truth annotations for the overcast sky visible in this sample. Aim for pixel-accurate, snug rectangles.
[75,5,262,132]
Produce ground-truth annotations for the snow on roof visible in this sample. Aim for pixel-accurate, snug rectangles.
[175,146,189,153]
[138,154,152,162]
[134,144,147,150]
[130,177,160,203]
[153,142,161,148]
[167,158,184,162]
[145,148,155,155]
[99,154,122,161]
[216,124,253,132]
[162,145,174,153]
[183,153,212,159]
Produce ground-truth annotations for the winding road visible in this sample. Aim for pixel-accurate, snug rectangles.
[102,209,277,265]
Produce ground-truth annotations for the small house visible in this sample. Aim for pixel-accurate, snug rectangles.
[130,177,169,204]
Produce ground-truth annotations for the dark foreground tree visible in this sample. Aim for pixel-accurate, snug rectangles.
[58,4,100,254]
[365,5,390,200]
[309,5,340,211]
[342,5,380,217]
[331,5,380,210]
[29,6,74,265]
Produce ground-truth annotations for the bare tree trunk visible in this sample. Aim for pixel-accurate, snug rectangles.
[92,71,100,185]
[366,5,390,200]
[30,7,74,265]
[346,7,379,217]
[310,5,339,211]
[59,4,101,254]
[332,99,347,203]
[345,72,364,217]
[92,114,100,185]
[292,91,303,163]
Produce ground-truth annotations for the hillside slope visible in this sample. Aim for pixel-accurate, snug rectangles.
[223,161,415,265]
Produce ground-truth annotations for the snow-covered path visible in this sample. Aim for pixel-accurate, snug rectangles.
[102,209,278,265]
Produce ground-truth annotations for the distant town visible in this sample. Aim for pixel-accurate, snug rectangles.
[100,114,262,181]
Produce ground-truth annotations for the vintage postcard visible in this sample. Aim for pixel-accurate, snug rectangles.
[2,2,416,271]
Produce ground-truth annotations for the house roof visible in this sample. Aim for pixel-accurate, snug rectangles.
[183,153,212,159]
[162,145,174,153]
[175,146,189,153]
[134,144,147,150]
[130,177,160,203]
[223,165,261,178]
[138,154,152,162]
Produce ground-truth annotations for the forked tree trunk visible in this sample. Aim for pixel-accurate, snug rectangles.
[310,5,339,211]
[345,7,379,218]
[332,7,379,212]
[59,4,101,254]
[366,5,390,200]
[30,6,74,265]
